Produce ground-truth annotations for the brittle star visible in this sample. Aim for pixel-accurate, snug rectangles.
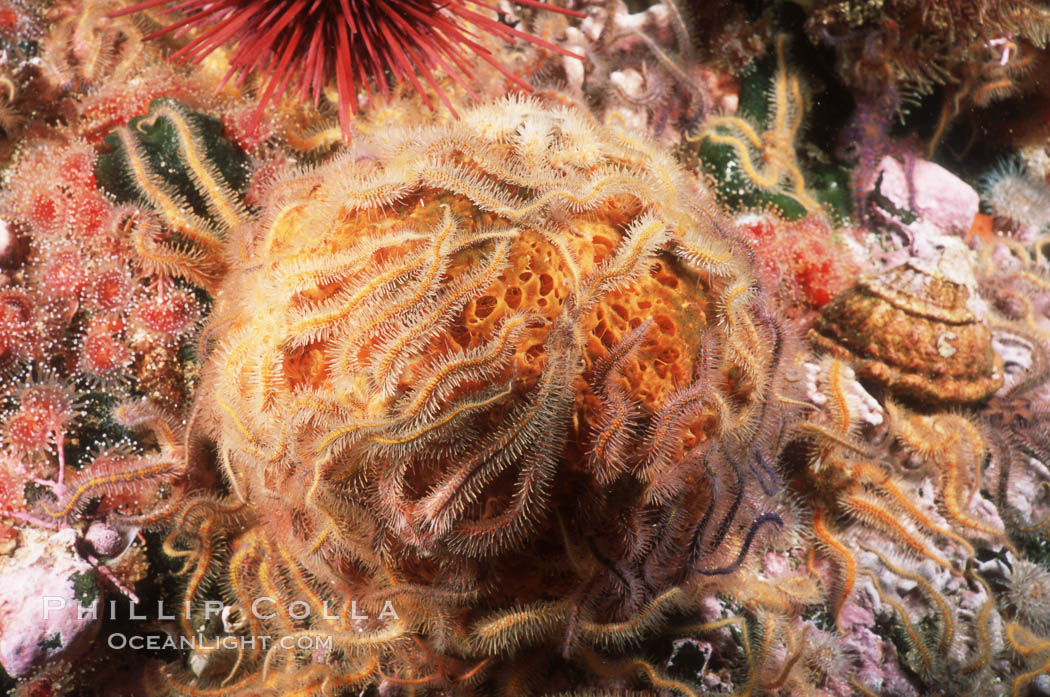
[692,34,821,214]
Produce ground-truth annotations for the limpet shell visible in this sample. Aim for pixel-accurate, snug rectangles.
[810,260,1003,404]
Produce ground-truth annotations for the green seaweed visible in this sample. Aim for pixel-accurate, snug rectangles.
[70,570,99,609]
[95,97,251,229]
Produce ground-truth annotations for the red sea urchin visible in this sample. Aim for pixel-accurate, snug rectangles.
[113,0,584,134]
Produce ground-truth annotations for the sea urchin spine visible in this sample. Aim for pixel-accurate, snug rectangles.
[113,0,585,135]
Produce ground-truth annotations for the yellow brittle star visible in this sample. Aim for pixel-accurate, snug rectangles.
[694,34,821,213]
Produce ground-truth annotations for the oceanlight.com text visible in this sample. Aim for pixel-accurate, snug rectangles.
[106,633,334,652]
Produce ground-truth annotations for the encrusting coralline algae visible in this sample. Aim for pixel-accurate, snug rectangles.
[5,1,1050,696]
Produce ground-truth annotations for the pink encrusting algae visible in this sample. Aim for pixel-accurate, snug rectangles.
[4,1,1050,696]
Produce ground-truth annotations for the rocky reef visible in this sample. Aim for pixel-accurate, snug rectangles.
[4,1,1050,697]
